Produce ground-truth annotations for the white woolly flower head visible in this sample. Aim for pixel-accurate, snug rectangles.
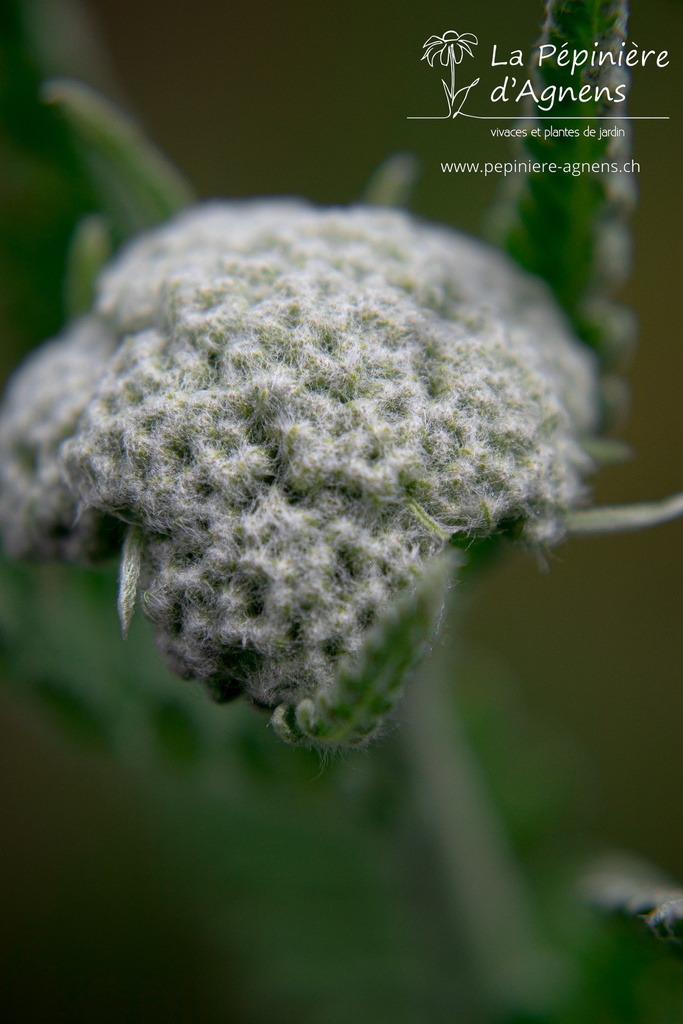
[0,200,600,736]
[0,316,121,561]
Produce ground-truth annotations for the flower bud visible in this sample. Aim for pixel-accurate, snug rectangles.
[0,316,120,561]
[0,200,600,712]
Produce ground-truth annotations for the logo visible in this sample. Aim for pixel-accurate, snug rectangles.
[414,30,480,118]
[408,30,669,123]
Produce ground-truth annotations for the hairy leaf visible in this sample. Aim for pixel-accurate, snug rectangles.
[42,78,194,241]
[583,854,683,957]
[272,554,456,747]
[493,1,634,369]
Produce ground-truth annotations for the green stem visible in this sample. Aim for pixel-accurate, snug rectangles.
[403,604,568,1019]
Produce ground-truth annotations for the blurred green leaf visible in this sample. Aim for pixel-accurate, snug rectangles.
[42,78,195,242]
[64,212,112,317]
[32,677,112,751]
[583,854,683,957]
[362,152,419,208]
[151,701,203,767]
[0,553,464,1022]
[0,0,95,371]
[566,491,683,535]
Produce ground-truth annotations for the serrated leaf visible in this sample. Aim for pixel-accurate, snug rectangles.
[272,554,457,747]
[582,854,683,956]
[491,1,634,368]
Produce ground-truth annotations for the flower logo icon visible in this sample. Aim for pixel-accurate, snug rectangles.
[419,30,479,117]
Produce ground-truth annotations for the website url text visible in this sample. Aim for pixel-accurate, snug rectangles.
[440,159,641,177]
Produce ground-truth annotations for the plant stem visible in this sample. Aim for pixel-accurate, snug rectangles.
[402,602,568,1020]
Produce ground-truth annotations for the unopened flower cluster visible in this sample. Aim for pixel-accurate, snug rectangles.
[0,201,599,707]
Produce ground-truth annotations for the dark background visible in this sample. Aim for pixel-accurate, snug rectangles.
[1,0,681,1019]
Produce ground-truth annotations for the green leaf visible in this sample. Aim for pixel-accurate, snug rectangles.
[272,554,457,747]
[63,212,112,317]
[492,1,634,368]
[42,78,195,241]
[363,153,420,208]
[32,677,111,751]
[151,700,203,766]
[583,854,683,957]
[0,0,96,365]
[566,491,683,535]
[0,554,467,1023]
[580,437,632,466]
[117,524,143,638]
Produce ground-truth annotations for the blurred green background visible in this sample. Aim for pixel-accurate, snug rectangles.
[1,0,681,1020]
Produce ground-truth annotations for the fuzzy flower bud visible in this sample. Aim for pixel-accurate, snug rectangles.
[0,200,599,719]
[0,316,120,561]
